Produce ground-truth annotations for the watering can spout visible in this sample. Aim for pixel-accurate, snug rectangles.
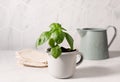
[77,28,86,37]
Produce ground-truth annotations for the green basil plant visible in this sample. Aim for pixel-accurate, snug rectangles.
[36,23,74,59]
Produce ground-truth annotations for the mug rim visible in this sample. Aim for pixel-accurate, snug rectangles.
[48,50,79,55]
[60,50,79,55]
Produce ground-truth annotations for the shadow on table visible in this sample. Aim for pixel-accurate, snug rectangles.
[72,51,120,79]
[73,66,114,79]
[109,51,120,58]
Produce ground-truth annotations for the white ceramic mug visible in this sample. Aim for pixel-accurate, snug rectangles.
[48,50,83,79]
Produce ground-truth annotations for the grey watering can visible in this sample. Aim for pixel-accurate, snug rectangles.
[77,26,117,60]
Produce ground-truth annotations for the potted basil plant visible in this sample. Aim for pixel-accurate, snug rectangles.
[36,23,83,79]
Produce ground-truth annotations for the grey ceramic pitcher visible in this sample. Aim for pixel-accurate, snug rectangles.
[77,26,117,60]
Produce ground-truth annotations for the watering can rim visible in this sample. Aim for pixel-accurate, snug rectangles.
[77,28,106,32]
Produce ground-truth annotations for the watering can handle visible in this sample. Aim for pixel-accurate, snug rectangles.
[107,25,117,48]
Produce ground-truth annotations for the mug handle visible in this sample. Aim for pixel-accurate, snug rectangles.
[76,51,83,66]
[106,25,117,48]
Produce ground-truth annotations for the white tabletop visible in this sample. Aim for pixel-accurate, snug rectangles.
[0,51,120,82]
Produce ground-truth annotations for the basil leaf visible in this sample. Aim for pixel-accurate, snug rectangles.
[51,30,64,44]
[49,23,62,32]
[49,23,61,29]
[61,27,67,31]
[64,32,74,50]
[49,38,55,47]
[51,46,61,58]
[36,31,51,47]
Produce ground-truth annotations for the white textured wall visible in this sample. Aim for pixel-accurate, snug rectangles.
[0,0,120,51]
